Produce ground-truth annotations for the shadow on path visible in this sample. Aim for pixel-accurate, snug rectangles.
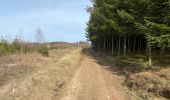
[81,48,150,77]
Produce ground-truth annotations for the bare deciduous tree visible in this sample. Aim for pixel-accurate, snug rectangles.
[35,27,45,43]
[18,29,23,53]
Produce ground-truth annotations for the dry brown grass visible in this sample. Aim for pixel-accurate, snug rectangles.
[0,47,82,100]
[113,56,170,99]
[92,51,170,99]
[126,70,170,98]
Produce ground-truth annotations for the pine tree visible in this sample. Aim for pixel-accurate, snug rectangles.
[86,0,170,66]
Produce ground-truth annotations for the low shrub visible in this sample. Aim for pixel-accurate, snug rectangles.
[126,72,170,98]
[38,47,49,57]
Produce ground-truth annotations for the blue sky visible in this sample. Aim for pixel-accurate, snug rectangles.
[0,0,91,42]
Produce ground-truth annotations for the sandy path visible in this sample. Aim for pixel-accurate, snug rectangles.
[58,52,130,100]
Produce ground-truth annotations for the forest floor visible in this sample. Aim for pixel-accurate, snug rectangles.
[0,47,169,100]
[101,51,170,100]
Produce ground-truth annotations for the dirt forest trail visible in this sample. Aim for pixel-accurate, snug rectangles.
[57,50,131,100]
[0,48,136,100]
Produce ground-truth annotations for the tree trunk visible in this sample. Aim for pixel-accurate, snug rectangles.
[20,44,23,54]
[162,47,165,54]
[133,35,137,54]
[160,46,165,58]
[116,36,118,54]
[26,43,29,54]
[112,34,114,55]
[148,45,152,66]
[128,36,130,55]
[118,36,121,56]
[139,36,142,52]
[160,46,165,55]
[107,36,109,54]
[123,35,127,57]
[99,40,101,51]
[104,37,106,53]
[137,36,140,52]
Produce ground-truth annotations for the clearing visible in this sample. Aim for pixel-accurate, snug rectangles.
[1,47,168,100]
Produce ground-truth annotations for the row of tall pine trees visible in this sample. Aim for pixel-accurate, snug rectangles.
[86,0,170,66]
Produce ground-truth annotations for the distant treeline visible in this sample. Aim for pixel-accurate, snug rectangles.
[0,36,47,56]
[0,35,89,56]
[86,0,170,66]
